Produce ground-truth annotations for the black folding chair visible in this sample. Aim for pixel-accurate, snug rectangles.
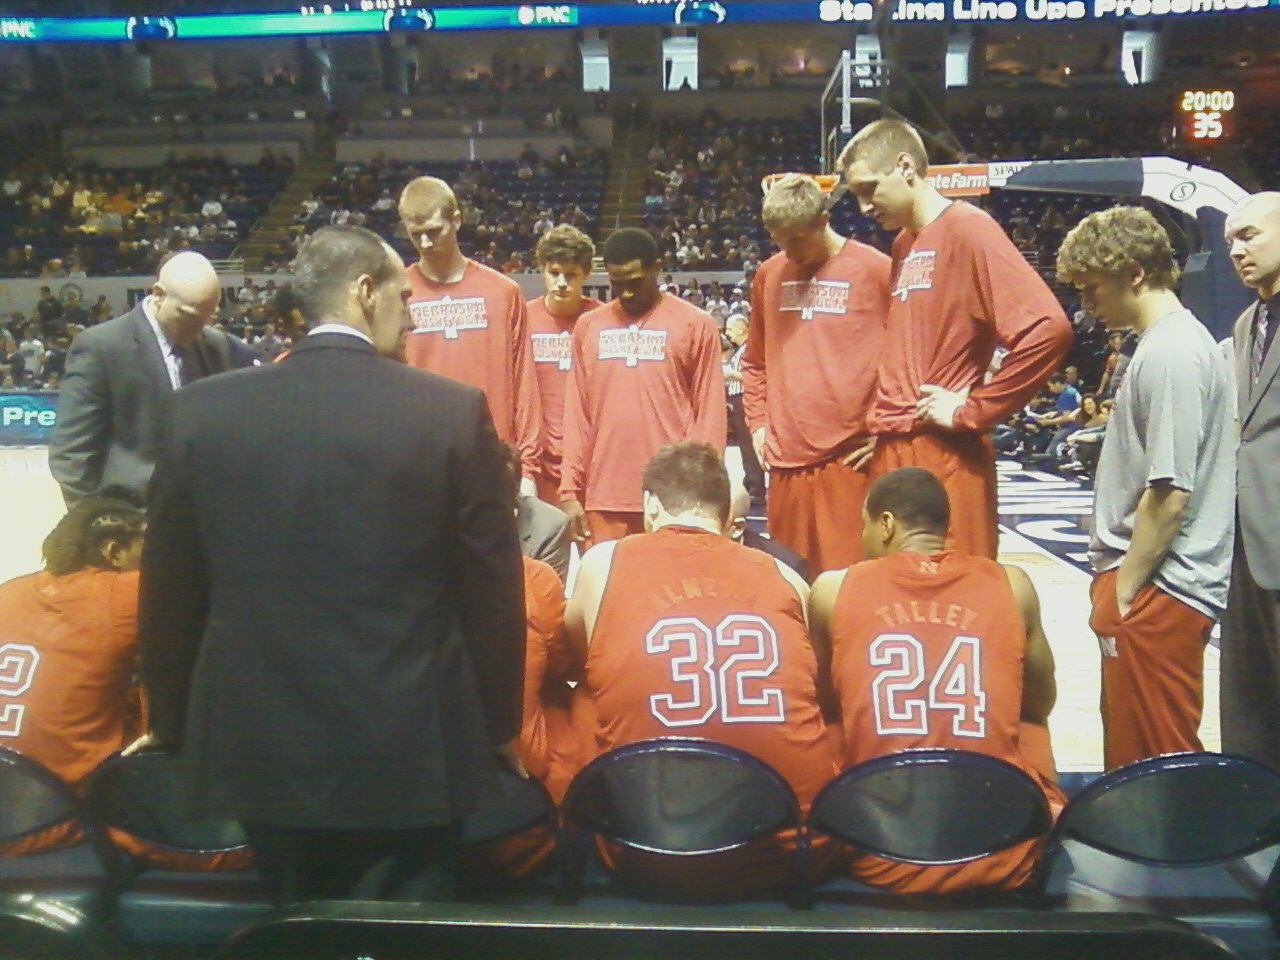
[559,738,803,905]
[0,747,112,921]
[456,766,560,901]
[81,751,272,947]
[806,748,1053,906]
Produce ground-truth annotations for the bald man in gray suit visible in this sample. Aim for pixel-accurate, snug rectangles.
[1222,192,1280,767]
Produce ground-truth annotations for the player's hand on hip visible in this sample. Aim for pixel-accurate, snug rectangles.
[841,435,877,471]
[916,384,970,429]
[751,427,768,468]
[495,740,529,778]
[559,498,591,544]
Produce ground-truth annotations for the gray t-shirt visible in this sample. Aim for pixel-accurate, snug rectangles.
[1090,308,1235,619]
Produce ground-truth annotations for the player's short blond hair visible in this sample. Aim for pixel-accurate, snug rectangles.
[398,176,458,218]
[761,174,827,231]
[535,224,595,270]
[837,118,929,177]
[1057,206,1181,290]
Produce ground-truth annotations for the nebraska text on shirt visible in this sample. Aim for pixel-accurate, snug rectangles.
[409,296,489,340]
[597,326,668,366]
[779,279,851,320]
[891,250,937,302]
[532,331,572,370]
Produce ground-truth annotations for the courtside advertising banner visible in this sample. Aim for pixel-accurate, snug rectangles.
[0,392,57,446]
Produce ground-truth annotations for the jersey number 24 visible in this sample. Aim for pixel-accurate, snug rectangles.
[870,633,987,738]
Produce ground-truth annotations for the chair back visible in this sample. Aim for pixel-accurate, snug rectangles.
[461,767,557,846]
[0,747,81,846]
[809,749,1052,864]
[562,738,800,855]
[82,752,248,854]
[1054,752,1280,866]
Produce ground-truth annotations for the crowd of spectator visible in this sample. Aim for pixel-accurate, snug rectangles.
[0,151,292,278]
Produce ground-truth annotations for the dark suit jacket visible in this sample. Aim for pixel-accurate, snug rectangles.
[49,305,241,506]
[516,494,571,583]
[1234,300,1280,588]
[139,333,526,828]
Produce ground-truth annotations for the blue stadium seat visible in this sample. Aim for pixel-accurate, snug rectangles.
[559,738,802,906]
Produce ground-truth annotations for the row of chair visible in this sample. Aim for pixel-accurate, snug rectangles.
[3,742,1280,957]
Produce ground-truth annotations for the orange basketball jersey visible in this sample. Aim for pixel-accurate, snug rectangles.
[585,525,840,898]
[829,550,1063,894]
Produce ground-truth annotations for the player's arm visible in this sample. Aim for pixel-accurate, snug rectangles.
[1002,564,1056,725]
[741,270,768,462]
[509,292,543,492]
[807,569,846,725]
[1117,482,1190,613]
[936,222,1072,432]
[557,326,592,542]
[689,315,727,451]
[564,540,617,664]
[48,334,110,505]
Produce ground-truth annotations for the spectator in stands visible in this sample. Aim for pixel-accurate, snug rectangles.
[252,323,287,363]
[810,466,1062,894]
[49,251,241,507]
[1221,191,1280,769]
[0,497,145,791]
[1029,373,1082,456]
[16,324,44,385]
[0,329,23,386]
[565,442,839,900]
[137,224,526,906]
[1058,205,1234,771]
[400,175,543,476]
[34,285,62,339]
[559,228,726,544]
[61,291,89,330]
[42,335,68,388]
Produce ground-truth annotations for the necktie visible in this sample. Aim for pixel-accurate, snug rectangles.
[1253,304,1270,384]
[176,346,196,387]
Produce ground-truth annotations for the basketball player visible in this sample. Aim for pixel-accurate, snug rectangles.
[809,467,1063,894]
[744,174,891,574]
[528,225,603,503]
[0,499,144,854]
[565,443,840,900]
[1057,207,1233,770]
[398,176,541,487]
[839,119,1072,558]
[559,229,726,544]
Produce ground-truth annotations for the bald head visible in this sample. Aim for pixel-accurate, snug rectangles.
[153,251,221,347]
[1226,191,1280,299]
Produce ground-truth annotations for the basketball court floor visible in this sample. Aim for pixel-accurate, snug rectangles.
[0,445,1221,774]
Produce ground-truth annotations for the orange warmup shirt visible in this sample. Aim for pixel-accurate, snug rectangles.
[527,296,603,492]
[829,550,1064,894]
[560,295,726,513]
[742,241,891,467]
[585,526,840,898]
[866,202,1071,436]
[0,568,142,787]
[405,260,542,477]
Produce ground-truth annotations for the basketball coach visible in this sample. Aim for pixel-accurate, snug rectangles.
[137,225,526,904]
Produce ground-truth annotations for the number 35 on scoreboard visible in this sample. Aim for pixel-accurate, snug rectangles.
[1178,89,1235,142]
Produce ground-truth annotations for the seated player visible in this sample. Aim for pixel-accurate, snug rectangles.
[565,442,840,901]
[809,467,1064,894]
[0,498,144,855]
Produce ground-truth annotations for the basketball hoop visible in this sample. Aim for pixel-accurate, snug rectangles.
[760,172,847,210]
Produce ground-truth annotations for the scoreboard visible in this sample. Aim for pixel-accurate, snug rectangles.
[1177,89,1237,142]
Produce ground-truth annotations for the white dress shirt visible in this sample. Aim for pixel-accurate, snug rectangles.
[142,297,184,390]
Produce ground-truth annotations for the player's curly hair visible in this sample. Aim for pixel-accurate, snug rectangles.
[535,224,595,270]
[1056,205,1181,290]
[42,497,145,576]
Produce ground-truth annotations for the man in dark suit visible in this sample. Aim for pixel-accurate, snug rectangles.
[49,251,238,507]
[1222,192,1280,767]
[136,226,526,905]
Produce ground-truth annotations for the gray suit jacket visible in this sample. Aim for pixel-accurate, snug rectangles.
[49,306,236,507]
[517,494,571,583]
[1234,300,1280,588]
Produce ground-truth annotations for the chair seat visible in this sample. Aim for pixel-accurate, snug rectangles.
[0,842,109,916]
[115,870,273,945]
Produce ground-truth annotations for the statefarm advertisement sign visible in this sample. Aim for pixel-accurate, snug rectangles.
[926,161,1033,196]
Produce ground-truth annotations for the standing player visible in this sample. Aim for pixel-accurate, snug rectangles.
[810,467,1063,894]
[559,228,725,543]
[839,120,1072,558]
[1057,207,1233,770]
[399,176,541,486]
[743,174,891,574]
[565,443,840,899]
[527,224,602,504]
